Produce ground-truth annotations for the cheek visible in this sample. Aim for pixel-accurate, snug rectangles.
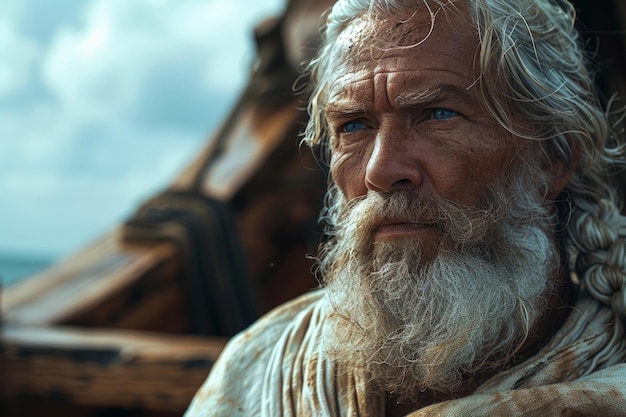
[468,143,527,192]
[330,146,369,199]
[435,136,525,203]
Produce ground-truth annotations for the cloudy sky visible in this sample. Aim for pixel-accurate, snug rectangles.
[0,0,285,259]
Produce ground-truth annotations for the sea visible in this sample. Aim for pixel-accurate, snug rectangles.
[0,253,55,289]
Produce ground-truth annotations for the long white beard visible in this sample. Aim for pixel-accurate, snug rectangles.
[318,173,557,399]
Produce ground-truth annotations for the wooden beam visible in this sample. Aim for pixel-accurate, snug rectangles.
[2,231,186,329]
[1,324,227,412]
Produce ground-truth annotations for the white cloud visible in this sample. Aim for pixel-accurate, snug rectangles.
[0,20,40,95]
[0,0,285,257]
[41,0,279,123]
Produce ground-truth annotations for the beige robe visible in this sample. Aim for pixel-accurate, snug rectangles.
[185,290,626,416]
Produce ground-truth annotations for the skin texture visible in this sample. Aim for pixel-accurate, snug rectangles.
[324,6,535,259]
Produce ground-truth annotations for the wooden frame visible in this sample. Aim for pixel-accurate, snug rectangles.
[1,324,226,412]
[1,230,221,414]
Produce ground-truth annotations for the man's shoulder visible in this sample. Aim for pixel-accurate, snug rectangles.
[409,364,626,417]
[185,290,327,416]
[250,289,326,333]
[218,288,325,366]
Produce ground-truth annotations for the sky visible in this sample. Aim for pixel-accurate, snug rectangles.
[0,0,285,260]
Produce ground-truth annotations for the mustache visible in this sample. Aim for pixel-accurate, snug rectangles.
[340,191,506,246]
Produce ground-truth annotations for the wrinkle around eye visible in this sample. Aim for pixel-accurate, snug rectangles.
[330,139,367,172]
[332,126,371,153]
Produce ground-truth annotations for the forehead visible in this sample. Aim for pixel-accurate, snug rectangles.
[335,1,477,54]
[326,3,480,99]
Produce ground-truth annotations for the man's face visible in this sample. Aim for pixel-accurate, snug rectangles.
[324,5,531,259]
[318,4,557,398]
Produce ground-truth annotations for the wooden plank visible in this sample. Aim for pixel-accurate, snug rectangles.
[201,100,304,201]
[2,231,182,327]
[59,245,190,333]
[1,324,227,412]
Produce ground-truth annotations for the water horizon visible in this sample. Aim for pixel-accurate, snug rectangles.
[0,251,56,288]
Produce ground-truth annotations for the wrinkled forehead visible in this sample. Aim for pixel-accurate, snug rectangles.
[329,2,478,69]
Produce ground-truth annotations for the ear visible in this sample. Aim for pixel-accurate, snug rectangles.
[546,137,580,201]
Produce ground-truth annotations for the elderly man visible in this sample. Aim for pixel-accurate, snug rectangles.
[186,0,626,415]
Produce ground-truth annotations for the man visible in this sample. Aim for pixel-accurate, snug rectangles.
[186,0,626,415]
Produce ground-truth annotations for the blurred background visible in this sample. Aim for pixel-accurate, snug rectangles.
[0,0,285,286]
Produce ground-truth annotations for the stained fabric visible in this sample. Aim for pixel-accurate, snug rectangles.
[185,289,626,416]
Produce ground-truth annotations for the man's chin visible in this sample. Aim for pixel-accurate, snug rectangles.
[371,237,437,268]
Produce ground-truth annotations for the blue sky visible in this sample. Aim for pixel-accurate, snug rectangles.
[0,0,284,259]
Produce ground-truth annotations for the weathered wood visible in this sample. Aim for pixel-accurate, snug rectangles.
[1,324,226,412]
[2,231,188,331]
[201,101,305,201]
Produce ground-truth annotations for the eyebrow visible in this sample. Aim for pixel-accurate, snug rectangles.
[324,100,371,118]
[395,84,478,109]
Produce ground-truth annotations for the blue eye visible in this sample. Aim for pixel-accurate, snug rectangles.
[341,120,367,133]
[430,108,459,120]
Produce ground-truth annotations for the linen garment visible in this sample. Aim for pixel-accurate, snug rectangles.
[185,289,626,416]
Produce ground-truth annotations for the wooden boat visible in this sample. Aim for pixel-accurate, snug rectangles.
[2,1,625,415]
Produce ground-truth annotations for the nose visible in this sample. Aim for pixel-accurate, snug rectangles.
[364,129,423,193]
